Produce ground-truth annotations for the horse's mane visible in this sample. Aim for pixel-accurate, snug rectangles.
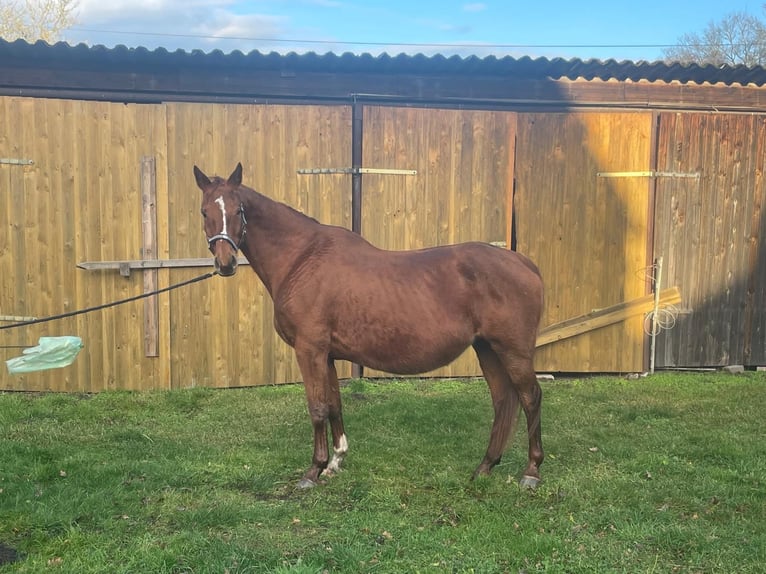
[240,184,320,226]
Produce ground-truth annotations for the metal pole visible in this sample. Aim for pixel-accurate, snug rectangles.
[650,256,663,374]
[351,100,364,379]
[351,101,363,235]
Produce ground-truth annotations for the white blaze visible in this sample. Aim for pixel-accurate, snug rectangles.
[215,196,227,235]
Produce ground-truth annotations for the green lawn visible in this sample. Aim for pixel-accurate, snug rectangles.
[0,372,764,573]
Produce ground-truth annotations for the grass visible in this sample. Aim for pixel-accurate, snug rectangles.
[0,372,764,573]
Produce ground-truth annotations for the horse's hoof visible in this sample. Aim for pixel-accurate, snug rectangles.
[471,464,492,480]
[519,475,540,490]
[471,470,490,481]
[297,478,317,489]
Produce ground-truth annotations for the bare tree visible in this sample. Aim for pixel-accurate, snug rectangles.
[0,0,77,43]
[663,11,766,66]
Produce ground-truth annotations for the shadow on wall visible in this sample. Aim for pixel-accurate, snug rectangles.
[515,111,766,371]
[653,113,766,368]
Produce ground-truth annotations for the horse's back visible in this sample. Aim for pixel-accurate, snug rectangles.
[313,232,543,321]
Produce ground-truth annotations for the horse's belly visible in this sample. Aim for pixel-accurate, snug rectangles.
[331,319,474,375]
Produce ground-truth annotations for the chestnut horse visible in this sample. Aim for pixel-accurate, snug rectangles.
[194,163,545,489]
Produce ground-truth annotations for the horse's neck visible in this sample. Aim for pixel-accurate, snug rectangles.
[241,190,319,295]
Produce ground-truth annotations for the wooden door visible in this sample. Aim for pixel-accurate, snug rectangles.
[515,112,654,373]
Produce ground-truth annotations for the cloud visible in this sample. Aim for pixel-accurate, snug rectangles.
[462,3,487,12]
[66,0,298,52]
[304,0,342,6]
[74,0,233,25]
[192,12,287,42]
[439,23,472,34]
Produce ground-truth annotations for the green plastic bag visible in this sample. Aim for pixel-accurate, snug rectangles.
[6,336,84,374]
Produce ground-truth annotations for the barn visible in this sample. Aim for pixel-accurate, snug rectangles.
[1,38,765,392]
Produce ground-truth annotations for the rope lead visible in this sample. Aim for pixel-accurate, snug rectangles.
[0,271,217,331]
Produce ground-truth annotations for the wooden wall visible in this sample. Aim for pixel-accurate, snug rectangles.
[163,103,353,388]
[0,98,352,391]
[0,99,515,390]
[1,97,168,391]
[515,112,653,372]
[3,95,765,392]
[653,112,766,367]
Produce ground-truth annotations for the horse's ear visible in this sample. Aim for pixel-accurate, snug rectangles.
[227,163,243,187]
[193,165,211,191]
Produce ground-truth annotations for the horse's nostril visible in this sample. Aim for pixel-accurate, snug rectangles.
[215,258,238,277]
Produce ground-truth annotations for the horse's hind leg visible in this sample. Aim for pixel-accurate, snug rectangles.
[472,339,544,488]
[500,349,544,488]
[514,363,543,488]
[472,339,521,478]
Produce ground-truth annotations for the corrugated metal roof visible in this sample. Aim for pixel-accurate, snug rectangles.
[2,38,766,87]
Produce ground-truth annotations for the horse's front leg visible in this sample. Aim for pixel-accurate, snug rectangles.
[321,360,348,477]
[295,343,336,489]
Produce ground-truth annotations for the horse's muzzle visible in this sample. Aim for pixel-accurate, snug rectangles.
[214,254,239,277]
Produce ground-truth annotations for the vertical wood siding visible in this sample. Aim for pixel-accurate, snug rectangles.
[515,112,653,372]
[654,113,766,367]
[0,99,351,391]
[0,97,168,391]
[4,96,764,392]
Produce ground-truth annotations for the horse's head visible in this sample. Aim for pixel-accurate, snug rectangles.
[194,163,247,277]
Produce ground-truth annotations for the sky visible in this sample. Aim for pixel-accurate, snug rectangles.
[61,0,766,63]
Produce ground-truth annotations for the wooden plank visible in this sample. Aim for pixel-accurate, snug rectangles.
[298,167,416,175]
[76,257,240,271]
[85,101,107,392]
[506,121,517,250]
[111,104,136,388]
[147,104,171,389]
[141,156,159,357]
[597,170,700,178]
[536,287,682,347]
[0,315,38,322]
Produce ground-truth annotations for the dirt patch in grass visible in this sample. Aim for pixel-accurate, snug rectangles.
[0,542,21,565]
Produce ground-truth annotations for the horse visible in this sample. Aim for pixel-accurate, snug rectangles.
[194,163,545,489]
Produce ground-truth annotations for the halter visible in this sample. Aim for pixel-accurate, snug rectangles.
[206,202,247,253]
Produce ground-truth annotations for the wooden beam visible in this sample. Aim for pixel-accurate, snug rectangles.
[536,287,682,348]
[141,156,159,357]
[0,315,37,322]
[5,64,766,112]
[596,170,700,178]
[77,257,247,272]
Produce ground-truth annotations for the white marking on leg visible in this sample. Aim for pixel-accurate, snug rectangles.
[215,195,227,235]
[323,433,348,475]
